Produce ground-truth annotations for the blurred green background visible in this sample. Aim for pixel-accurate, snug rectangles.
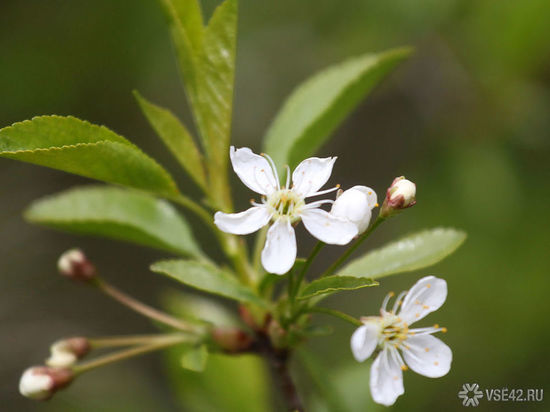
[1,0,548,411]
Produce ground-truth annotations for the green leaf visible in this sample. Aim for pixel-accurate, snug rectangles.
[263,48,412,171]
[24,185,203,257]
[151,260,266,307]
[0,116,179,197]
[298,276,378,300]
[134,91,207,190]
[180,344,208,372]
[339,227,467,279]
[160,0,237,207]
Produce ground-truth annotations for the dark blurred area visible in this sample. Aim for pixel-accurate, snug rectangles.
[1,0,549,411]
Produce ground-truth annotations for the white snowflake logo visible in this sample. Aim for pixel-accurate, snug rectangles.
[458,383,483,407]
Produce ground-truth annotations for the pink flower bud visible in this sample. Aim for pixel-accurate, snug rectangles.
[46,337,90,368]
[57,249,96,281]
[380,177,416,217]
[19,366,73,400]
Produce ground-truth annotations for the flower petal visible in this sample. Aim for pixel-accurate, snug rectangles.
[214,207,271,235]
[399,276,447,325]
[331,186,376,234]
[301,208,358,245]
[402,334,452,378]
[350,323,380,362]
[370,348,404,406]
[230,146,278,195]
[261,219,296,275]
[291,157,336,197]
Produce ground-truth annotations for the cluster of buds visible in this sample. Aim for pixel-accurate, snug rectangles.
[380,176,416,218]
[19,366,74,401]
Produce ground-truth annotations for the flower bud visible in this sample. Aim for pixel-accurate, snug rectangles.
[46,337,90,368]
[19,366,73,401]
[57,249,96,281]
[331,186,377,234]
[380,177,416,217]
[212,327,253,353]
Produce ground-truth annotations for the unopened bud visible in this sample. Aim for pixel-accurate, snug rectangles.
[57,249,96,281]
[331,186,377,234]
[212,327,253,353]
[19,366,73,401]
[46,337,90,368]
[380,177,416,218]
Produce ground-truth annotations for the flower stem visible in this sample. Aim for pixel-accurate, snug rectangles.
[93,278,199,333]
[308,306,362,326]
[88,334,186,349]
[321,216,385,277]
[291,242,324,301]
[73,334,191,375]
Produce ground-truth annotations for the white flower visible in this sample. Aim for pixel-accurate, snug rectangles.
[350,276,452,406]
[331,186,377,234]
[214,147,359,275]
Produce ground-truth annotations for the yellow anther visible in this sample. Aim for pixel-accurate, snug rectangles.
[434,324,439,328]
[425,347,430,352]
[423,305,429,309]
[434,361,439,366]
[415,313,420,318]
[400,365,408,371]
[441,327,448,333]
[375,203,379,208]
[415,300,421,305]
[336,184,341,188]
[389,291,395,297]
[426,283,431,288]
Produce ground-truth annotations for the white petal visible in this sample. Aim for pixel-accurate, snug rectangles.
[402,334,452,378]
[261,219,296,275]
[370,348,404,406]
[350,323,380,362]
[214,207,271,235]
[291,157,336,197]
[301,208,358,245]
[399,276,447,325]
[331,186,376,233]
[230,146,278,195]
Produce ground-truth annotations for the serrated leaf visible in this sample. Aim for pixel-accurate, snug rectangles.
[25,185,203,257]
[180,344,208,372]
[151,260,266,307]
[298,276,378,300]
[134,91,207,190]
[339,228,467,279]
[263,48,412,171]
[160,0,237,207]
[0,116,179,197]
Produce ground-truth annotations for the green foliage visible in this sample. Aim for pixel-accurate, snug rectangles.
[159,0,237,206]
[180,344,209,372]
[163,291,272,412]
[263,48,412,171]
[134,91,207,190]
[0,116,179,197]
[339,228,466,279]
[24,185,203,257]
[151,260,266,307]
[298,276,378,300]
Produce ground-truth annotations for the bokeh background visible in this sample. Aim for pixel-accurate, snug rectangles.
[1,0,549,410]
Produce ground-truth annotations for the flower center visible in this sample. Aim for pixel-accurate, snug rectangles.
[266,189,305,222]
[379,314,409,347]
